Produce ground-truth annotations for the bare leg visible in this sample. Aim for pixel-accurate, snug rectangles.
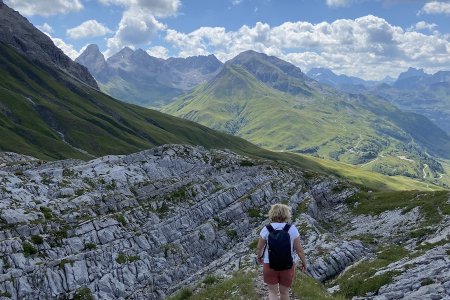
[267,284,279,300]
[279,284,290,300]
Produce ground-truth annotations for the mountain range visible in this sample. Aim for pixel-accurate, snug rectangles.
[0,2,288,163]
[76,45,222,107]
[163,50,450,181]
[308,67,450,135]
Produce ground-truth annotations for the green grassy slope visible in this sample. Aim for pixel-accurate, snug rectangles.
[0,43,443,191]
[0,43,269,160]
[163,62,450,181]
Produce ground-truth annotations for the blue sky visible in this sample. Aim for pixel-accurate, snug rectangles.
[4,0,450,80]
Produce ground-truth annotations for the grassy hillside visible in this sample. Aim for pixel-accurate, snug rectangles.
[163,63,450,182]
[0,43,266,160]
[0,43,444,192]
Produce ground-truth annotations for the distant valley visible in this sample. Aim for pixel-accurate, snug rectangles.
[160,51,450,184]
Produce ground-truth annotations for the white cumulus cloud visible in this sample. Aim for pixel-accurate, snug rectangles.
[4,0,83,16]
[326,0,351,7]
[105,7,166,57]
[146,46,169,59]
[420,1,450,15]
[164,15,450,80]
[50,36,81,60]
[409,21,438,32]
[98,0,180,17]
[67,20,113,39]
[37,23,54,34]
[100,0,180,57]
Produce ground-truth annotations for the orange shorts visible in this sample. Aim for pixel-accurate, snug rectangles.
[263,263,296,287]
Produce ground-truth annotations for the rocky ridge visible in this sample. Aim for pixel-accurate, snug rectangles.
[75,45,222,107]
[0,145,449,299]
[0,2,98,89]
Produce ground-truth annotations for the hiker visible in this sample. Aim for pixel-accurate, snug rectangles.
[256,203,307,300]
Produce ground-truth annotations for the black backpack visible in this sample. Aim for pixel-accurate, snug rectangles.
[266,224,293,271]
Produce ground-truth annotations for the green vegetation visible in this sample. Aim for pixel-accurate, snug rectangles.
[168,271,342,300]
[22,242,37,257]
[187,272,258,300]
[0,290,11,298]
[240,160,255,167]
[58,259,74,269]
[247,208,262,218]
[226,229,237,239]
[332,245,408,298]
[347,190,450,226]
[73,287,94,300]
[0,43,286,162]
[2,43,445,193]
[292,272,345,300]
[248,239,258,250]
[85,243,97,250]
[115,252,140,264]
[163,60,450,182]
[203,275,219,285]
[40,207,53,220]
[114,214,127,226]
[31,235,44,245]
[167,288,193,300]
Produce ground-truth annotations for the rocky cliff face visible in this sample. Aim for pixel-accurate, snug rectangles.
[0,2,98,89]
[74,44,109,82]
[0,145,449,299]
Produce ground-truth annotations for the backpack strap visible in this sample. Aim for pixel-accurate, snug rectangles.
[282,223,291,232]
[260,224,273,259]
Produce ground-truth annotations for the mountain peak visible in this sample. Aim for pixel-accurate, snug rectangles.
[226,50,312,95]
[397,67,429,81]
[76,44,107,77]
[0,2,98,88]
[307,67,336,77]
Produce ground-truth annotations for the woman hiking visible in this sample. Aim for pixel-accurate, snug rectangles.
[256,203,307,300]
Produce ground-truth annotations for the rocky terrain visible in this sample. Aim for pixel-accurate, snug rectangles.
[0,145,449,299]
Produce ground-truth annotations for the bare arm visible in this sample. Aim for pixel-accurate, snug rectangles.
[256,237,266,264]
[293,237,307,272]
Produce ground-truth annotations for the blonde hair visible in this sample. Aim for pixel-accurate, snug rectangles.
[268,203,292,223]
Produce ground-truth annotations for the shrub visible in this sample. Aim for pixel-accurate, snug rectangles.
[240,160,254,167]
[58,259,73,269]
[85,243,97,250]
[247,208,261,218]
[116,252,127,264]
[22,242,37,257]
[167,288,192,300]
[31,235,44,245]
[73,287,94,300]
[114,214,127,226]
[203,274,218,285]
[226,229,237,239]
[40,207,53,220]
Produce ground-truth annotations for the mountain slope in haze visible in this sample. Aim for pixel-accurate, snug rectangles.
[308,66,450,135]
[163,51,450,180]
[0,2,97,89]
[377,68,450,134]
[76,45,223,107]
